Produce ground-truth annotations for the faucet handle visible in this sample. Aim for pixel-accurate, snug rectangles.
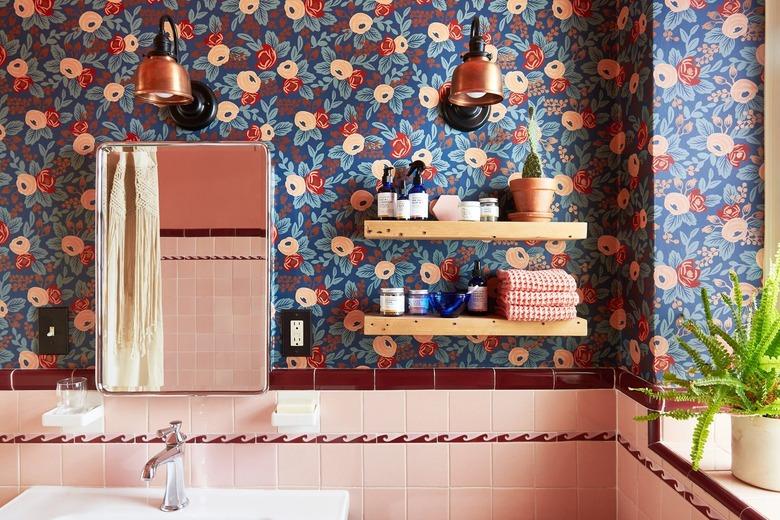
[157,420,187,445]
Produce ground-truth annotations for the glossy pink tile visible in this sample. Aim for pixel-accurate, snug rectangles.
[17,390,58,433]
[579,487,617,520]
[346,488,363,520]
[104,395,148,433]
[407,487,448,520]
[277,443,320,487]
[406,390,447,432]
[534,390,577,432]
[320,392,362,433]
[618,490,638,520]
[19,444,60,486]
[0,445,18,486]
[492,443,533,487]
[493,488,534,520]
[321,444,363,488]
[491,390,534,432]
[535,488,578,520]
[147,396,190,432]
[190,396,234,432]
[406,443,448,487]
[190,444,234,488]
[449,391,491,432]
[363,391,405,432]
[636,460,662,520]
[234,444,276,488]
[577,441,616,488]
[62,444,103,487]
[617,392,639,444]
[0,391,19,432]
[577,389,616,432]
[105,444,147,487]
[661,480,693,520]
[450,487,492,520]
[617,443,639,503]
[364,444,405,487]
[234,394,275,432]
[533,442,577,488]
[450,443,491,487]
[364,488,406,520]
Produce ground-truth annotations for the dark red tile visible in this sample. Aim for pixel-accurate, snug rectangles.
[687,467,751,518]
[0,370,12,390]
[235,228,266,237]
[269,369,314,390]
[647,419,661,444]
[554,368,614,389]
[160,229,184,237]
[72,368,97,390]
[434,368,494,389]
[495,368,553,389]
[11,369,74,390]
[183,228,210,237]
[375,369,434,390]
[616,367,660,410]
[741,509,768,520]
[314,368,374,390]
[209,228,237,237]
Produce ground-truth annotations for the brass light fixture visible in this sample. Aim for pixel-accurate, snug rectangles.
[134,15,217,131]
[440,16,504,132]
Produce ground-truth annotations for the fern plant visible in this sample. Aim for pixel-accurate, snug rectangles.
[522,106,542,179]
[633,256,780,470]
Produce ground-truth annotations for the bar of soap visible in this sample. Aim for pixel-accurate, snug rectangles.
[432,195,461,221]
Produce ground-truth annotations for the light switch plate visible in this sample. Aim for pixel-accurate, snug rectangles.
[38,307,69,355]
[280,309,312,357]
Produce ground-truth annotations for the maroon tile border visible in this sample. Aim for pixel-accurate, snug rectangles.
[7,369,97,391]
[375,369,434,390]
[553,367,614,389]
[160,228,265,237]
[494,368,554,389]
[268,368,314,390]
[314,368,374,390]
[616,367,661,410]
[434,368,494,389]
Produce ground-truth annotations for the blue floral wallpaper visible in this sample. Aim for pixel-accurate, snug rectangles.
[0,0,763,381]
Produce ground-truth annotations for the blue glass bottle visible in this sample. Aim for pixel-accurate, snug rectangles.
[467,260,488,315]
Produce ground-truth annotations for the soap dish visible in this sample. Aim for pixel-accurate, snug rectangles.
[42,404,104,428]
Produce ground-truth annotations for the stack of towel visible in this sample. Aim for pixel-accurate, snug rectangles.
[496,269,579,321]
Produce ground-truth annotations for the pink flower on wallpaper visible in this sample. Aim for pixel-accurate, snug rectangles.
[676,57,701,86]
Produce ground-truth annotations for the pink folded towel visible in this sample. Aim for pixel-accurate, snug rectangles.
[497,290,580,307]
[496,269,577,293]
[496,304,577,322]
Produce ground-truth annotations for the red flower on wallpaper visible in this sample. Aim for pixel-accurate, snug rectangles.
[378,37,395,56]
[104,1,123,15]
[340,120,358,136]
[508,92,527,105]
[305,170,325,195]
[374,3,391,16]
[307,347,325,368]
[651,155,674,173]
[481,157,499,177]
[573,169,592,193]
[615,245,628,265]
[440,258,459,282]
[347,69,365,89]
[314,109,329,129]
[70,120,88,136]
[390,132,411,158]
[80,245,95,266]
[178,21,195,40]
[573,344,593,367]
[718,203,741,220]
[283,253,303,270]
[727,143,749,167]
[607,120,623,136]
[13,77,32,93]
[304,0,325,18]
[579,284,597,304]
[125,132,140,141]
[676,57,701,86]
[377,356,395,368]
[677,259,701,288]
[448,20,463,40]
[691,0,707,8]
[551,253,569,268]
[572,0,592,17]
[205,32,223,47]
[688,189,707,212]
[47,285,63,305]
[246,124,261,141]
[38,355,57,368]
[630,20,642,42]
[34,0,53,16]
[0,46,6,67]
[0,221,9,246]
[718,0,742,17]
[315,287,330,305]
[256,44,277,70]
[653,355,674,373]
[45,109,60,128]
[77,68,94,88]
[36,169,55,193]
[636,121,648,149]
[607,297,624,312]
[615,66,626,87]
[637,315,649,341]
[15,253,34,270]
[348,246,366,266]
[512,125,528,144]
[421,165,436,181]
[482,336,498,352]
[241,92,258,106]
[581,107,596,129]
[523,44,544,70]
[108,35,125,55]
[418,342,437,357]
[341,298,360,312]
[550,77,569,94]
[71,297,90,312]
[282,77,303,94]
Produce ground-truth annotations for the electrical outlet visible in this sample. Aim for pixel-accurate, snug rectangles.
[280,309,312,357]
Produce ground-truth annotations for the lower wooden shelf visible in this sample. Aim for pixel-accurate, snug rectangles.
[363,314,587,337]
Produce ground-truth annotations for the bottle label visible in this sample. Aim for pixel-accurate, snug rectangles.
[409,193,428,218]
[480,205,499,218]
[396,199,411,220]
[467,286,488,312]
[378,192,396,218]
[380,294,405,313]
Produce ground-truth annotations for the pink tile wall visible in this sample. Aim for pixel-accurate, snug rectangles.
[0,388,617,519]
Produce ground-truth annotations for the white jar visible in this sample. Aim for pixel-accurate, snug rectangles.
[459,201,480,222]
[380,288,405,316]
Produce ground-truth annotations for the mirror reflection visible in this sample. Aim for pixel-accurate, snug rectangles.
[96,143,270,394]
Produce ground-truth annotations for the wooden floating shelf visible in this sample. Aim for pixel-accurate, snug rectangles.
[364,220,587,241]
[363,314,587,337]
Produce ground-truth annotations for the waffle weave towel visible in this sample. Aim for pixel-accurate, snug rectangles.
[496,304,578,322]
[497,289,580,307]
[496,269,577,293]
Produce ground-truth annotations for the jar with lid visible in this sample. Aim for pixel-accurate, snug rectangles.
[479,198,499,222]
[459,201,480,222]
[380,288,405,316]
[407,289,430,315]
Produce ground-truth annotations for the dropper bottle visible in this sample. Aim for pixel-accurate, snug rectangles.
[377,164,396,220]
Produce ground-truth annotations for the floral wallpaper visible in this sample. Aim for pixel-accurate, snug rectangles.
[646,0,765,381]
[0,0,762,380]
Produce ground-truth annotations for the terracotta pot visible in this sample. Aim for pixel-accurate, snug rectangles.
[732,415,780,491]
[509,178,556,222]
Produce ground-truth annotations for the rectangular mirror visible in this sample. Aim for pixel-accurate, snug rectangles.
[95,142,270,394]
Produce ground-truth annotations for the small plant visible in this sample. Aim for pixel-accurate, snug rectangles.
[633,252,780,470]
[522,106,542,179]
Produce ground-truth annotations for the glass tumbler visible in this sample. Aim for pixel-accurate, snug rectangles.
[56,377,87,413]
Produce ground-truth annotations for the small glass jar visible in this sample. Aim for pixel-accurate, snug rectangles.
[479,198,499,222]
[380,288,405,316]
[459,201,480,222]
[407,289,430,315]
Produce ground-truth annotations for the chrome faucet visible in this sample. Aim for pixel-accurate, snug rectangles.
[141,420,189,512]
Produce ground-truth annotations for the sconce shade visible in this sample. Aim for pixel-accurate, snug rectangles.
[134,55,193,107]
[449,57,503,107]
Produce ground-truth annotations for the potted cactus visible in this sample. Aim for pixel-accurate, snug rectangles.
[509,106,556,222]
[633,255,780,491]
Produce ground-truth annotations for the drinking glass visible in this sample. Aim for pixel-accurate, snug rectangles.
[56,377,87,413]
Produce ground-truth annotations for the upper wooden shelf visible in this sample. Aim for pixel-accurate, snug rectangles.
[363,314,587,337]
[363,220,587,241]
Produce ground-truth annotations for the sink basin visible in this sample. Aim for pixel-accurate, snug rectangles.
[0,487,349,520]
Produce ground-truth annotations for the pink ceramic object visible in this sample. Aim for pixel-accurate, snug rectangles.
[431,195,461,221]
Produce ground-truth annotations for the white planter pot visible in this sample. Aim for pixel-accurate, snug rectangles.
[731,415,780,491]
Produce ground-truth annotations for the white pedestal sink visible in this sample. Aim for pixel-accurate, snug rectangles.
[0,487,349,520]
